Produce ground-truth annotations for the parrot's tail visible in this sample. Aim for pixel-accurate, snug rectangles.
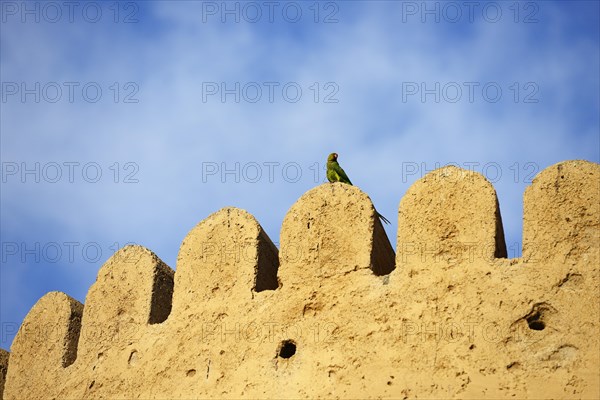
[376,211,391,225]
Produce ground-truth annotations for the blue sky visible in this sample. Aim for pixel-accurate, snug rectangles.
[1,1,598,351]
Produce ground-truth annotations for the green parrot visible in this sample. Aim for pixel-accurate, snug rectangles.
[326,153,391,224]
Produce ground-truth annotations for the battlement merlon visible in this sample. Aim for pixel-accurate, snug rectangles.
[172,207,279,319]
[3,292,82,399]
[397,165,507,271]
[523,160,600,264]
[278,182,395,291]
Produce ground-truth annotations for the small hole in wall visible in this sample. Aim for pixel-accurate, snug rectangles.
[128,350,138,366]
[506,361,520,370]
[526,311,545,330]
[278,340,297,359]
[186,369,196,377]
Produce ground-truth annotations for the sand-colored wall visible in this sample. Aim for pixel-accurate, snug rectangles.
[2,160,598,399]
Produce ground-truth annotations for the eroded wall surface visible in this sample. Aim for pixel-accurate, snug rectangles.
[3,160,599,399]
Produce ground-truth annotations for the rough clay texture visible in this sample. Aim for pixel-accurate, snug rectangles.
[2,160,599,399]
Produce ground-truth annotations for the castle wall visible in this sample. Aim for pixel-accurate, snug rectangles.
[2,160,598,399]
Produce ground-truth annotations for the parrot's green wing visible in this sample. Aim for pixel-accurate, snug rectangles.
[328,161,353,185]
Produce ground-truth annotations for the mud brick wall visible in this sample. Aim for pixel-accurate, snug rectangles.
[3,160,598,399]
